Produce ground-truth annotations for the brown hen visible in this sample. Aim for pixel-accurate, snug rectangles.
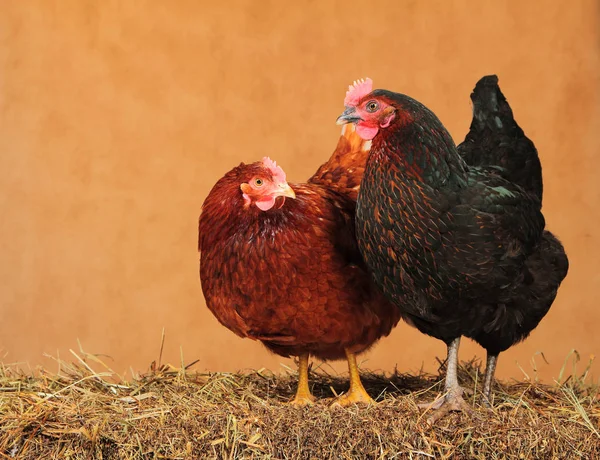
[198,125,401,406]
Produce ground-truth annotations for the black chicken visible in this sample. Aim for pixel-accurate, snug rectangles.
[336,76,569,422]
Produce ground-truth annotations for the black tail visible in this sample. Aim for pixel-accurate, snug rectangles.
[458,75,543,201]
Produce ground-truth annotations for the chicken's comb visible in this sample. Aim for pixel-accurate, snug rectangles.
[261,157,287,183]
[344,77,373,107]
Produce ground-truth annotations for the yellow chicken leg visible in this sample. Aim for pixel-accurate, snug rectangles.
[332,349,375,407]
[289,353,315,406]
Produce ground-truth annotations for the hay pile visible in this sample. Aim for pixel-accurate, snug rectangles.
[0,351,598,459]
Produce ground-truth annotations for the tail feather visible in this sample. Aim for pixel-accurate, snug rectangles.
[458,75,543,201]
[308,124,371,201]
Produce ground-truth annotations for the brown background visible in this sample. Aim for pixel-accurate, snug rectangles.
[1,1,598,383]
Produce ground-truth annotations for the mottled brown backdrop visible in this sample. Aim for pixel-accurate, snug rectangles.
[1,0,598,382]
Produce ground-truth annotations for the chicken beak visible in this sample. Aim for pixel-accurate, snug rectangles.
[336,106,361,125]
[277,182,296,199]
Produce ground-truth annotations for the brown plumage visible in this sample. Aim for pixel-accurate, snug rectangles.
[309,124,369,200]
[198,125,400,406]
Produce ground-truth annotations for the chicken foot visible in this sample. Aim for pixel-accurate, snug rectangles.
[289,353,316,406]
[419,337,473,423]
[331,349,374,407]
[481,353,498,407]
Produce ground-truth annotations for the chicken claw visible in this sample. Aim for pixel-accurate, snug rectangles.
[420,387,473,424]
[331,387,374,408]
[288,393,316,407]
[418,338,473,423]
[330,349,375,408]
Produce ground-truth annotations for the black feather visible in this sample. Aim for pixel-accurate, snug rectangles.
[458,75,543,201]
[356,76,569,356]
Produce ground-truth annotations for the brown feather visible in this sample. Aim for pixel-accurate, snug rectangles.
[308,124,372,201]
[198,126,399,361]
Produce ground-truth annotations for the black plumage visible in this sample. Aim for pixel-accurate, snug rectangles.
[458,75,543,201]
[339,75,569,420]
[456,76,568,359]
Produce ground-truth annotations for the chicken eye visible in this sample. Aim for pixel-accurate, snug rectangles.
[366,100,379,113]
[254,178,263,187]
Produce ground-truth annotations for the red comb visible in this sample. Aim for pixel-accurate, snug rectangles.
[261,157,287,183]
[344,77,373,107]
